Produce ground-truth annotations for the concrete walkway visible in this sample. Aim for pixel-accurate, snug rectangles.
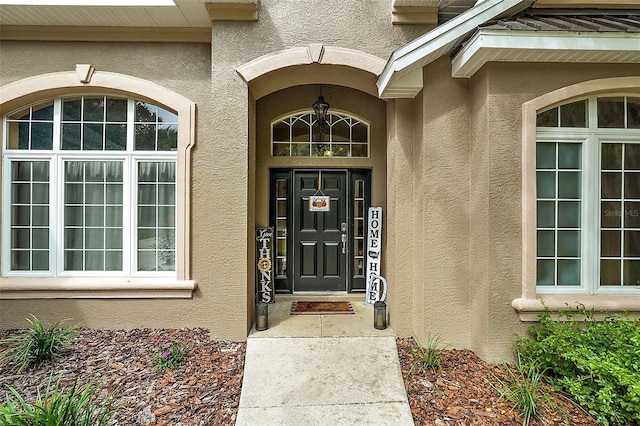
[235,297,414,425]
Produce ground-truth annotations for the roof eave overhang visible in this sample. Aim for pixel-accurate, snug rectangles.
[377,0,535,99]
[452,29,640,78]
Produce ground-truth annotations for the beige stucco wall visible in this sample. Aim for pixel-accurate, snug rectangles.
[395,58,640,362]
[211,0,430,327]
[0,1,428,340]
[408,57,473,352]
[0,41,228,333]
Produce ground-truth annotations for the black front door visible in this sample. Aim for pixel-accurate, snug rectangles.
[270,169,371,293]
[293,170,347,292]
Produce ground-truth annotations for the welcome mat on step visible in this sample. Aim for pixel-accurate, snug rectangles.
[290,301,355,315]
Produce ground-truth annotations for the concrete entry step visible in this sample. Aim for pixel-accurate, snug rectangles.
[250,294,395,338]
[235,336,414,426]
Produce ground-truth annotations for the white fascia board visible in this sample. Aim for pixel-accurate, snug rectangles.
[377,0,534,98]
[452,30,640,78]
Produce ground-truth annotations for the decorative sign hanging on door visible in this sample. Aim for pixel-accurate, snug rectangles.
[308,170,330,211]
[365,207,386,306]
[255,227,275,303]
[309,195,330,211]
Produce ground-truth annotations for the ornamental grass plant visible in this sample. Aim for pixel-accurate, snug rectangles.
[0,315,78,373]
[0,375,119,426]
[496,352,560,426]
[408,333,444,375]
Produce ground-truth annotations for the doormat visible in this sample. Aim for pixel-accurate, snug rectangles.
[290,301,355,315]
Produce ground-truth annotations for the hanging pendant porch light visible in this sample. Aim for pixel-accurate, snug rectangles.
[312,85,330,141]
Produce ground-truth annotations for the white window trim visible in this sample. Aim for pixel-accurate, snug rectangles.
[536,129,640,295]
[516,76,640,319]
[0,68,196,298]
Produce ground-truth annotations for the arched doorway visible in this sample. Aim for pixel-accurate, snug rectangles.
[239,46,387,295]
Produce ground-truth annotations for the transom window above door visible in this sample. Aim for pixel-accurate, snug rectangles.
[271,111,369,158]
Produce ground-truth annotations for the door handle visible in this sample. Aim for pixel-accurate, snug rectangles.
[341,222,347,254]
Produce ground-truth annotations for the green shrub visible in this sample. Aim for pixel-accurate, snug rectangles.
[516,306,640,425]
[0,315,79,373]
[0,375,118,426]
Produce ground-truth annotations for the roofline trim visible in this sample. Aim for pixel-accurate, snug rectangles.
[377,0,534,99]
[452,29,640,78]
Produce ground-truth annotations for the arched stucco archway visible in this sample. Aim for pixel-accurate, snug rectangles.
[236,44,386,100]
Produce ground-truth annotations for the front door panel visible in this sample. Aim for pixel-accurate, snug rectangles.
[293,171,347,291]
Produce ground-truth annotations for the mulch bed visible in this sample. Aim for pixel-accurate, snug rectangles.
[0,329,598,425]
[0,328,245,425]
[396,337,598,426]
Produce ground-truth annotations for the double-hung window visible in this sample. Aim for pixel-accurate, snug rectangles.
[3,96,178,278]
[536,95,640,293]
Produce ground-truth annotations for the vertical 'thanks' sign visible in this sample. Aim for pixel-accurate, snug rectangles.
[256,227,275,303]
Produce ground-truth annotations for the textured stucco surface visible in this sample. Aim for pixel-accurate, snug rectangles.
[0,1,428,341]
[412,57,472,352]
[449,62,638,361]
[2,2,639,359]
[0,41,220,333]
[385,59,640,362]
[386,97,417,335]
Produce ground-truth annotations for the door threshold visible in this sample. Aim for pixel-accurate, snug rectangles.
[277,292,364,302]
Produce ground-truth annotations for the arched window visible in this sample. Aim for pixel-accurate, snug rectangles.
[535,95,640,293]
[3,96,178,278]
[271,111,369,157]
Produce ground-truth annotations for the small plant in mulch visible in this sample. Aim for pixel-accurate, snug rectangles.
[408,333,445,375]
[152,340,191,371]
[495,352,567,426]
[0,374,119,426]
[0,315,79,373]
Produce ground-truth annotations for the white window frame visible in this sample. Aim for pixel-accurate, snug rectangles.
[517,78,640,319]
[2,97,178,279]
[536,125,640,295]
[0,69,196,298]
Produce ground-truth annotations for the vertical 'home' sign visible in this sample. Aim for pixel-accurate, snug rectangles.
[365,207,383,306]
[255,227,275,303]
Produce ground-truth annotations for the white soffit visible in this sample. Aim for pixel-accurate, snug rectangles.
[0,1,175,4]
[452,30,640,78]
[0,0,218,27]
[378,0,535,99]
